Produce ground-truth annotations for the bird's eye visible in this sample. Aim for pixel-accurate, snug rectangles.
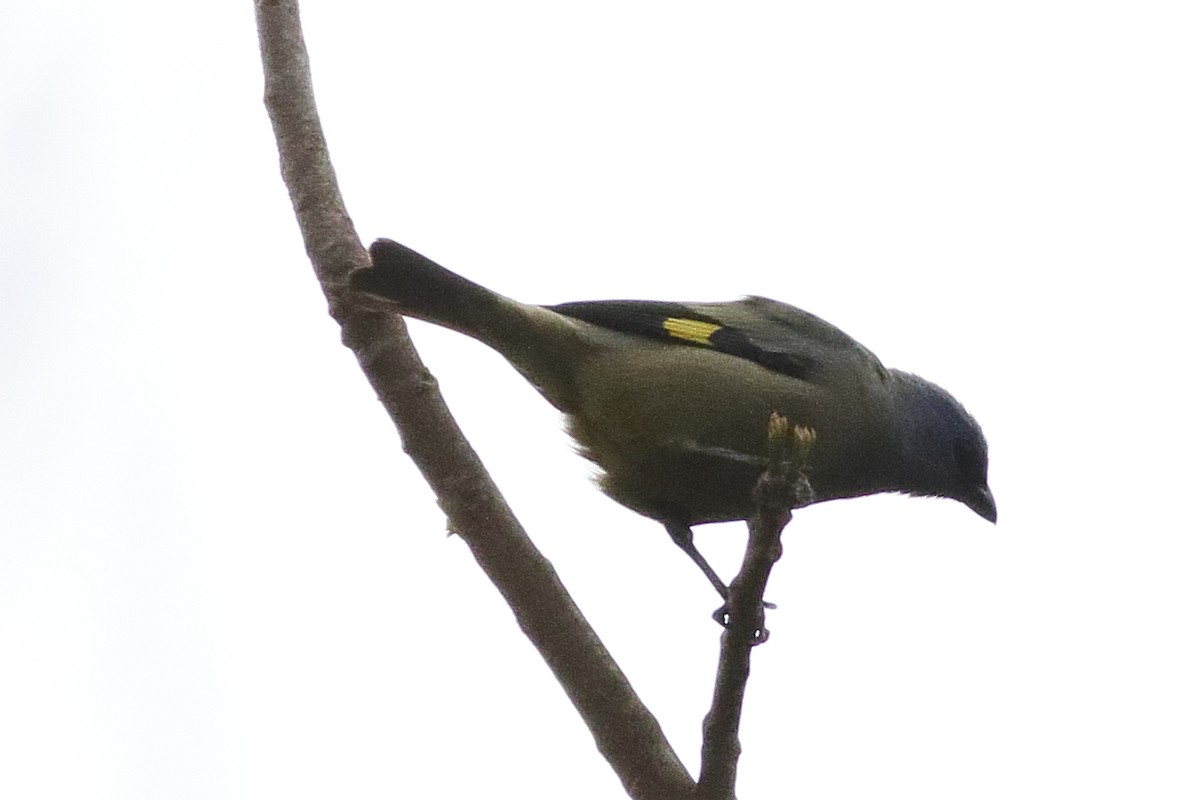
[954,438,986,482]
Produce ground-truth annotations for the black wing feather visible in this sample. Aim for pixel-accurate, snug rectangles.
[548,298,852,382]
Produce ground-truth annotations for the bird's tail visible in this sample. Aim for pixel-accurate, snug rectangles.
[349,238,592,411]
[351,239,507,339]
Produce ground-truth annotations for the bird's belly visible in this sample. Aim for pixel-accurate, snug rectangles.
[566,343,889,525]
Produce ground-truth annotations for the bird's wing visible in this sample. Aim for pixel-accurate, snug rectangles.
[548,296,887,383]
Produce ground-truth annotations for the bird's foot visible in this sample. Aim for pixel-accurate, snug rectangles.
[711,600,776,645]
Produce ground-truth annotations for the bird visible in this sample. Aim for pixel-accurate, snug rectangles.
[350,238,995,599]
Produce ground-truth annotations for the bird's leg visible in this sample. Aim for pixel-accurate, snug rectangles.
[665,522,777,628]
[665,522,730,600]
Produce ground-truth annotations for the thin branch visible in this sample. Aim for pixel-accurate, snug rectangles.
[697,417,816,799]
[253,2,694,797]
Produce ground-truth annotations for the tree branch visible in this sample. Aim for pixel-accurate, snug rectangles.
[253,3,694,797]
[697,416,816,799]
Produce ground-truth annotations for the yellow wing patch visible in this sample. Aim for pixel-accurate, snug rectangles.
[662,317,721,345]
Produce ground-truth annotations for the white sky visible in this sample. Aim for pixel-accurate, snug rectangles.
[2,2,1198,798]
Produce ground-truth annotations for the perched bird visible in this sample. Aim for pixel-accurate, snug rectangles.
[351,239,995,598]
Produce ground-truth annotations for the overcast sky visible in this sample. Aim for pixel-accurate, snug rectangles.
[3,2,1198,798]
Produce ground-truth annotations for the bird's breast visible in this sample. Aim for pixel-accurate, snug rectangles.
[565,340,894,524]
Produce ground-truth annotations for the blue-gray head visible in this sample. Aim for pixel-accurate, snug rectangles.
[888,370,995,522]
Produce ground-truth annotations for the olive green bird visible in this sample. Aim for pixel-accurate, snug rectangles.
[351,239,995,598]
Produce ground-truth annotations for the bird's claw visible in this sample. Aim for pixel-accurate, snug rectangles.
[711,602,774,645]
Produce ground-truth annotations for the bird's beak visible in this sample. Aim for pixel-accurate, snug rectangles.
[965,485,997,523]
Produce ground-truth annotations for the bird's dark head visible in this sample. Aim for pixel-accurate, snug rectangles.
[888,371,995,523]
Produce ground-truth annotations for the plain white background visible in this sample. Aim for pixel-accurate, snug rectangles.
[3,2,1197,797]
